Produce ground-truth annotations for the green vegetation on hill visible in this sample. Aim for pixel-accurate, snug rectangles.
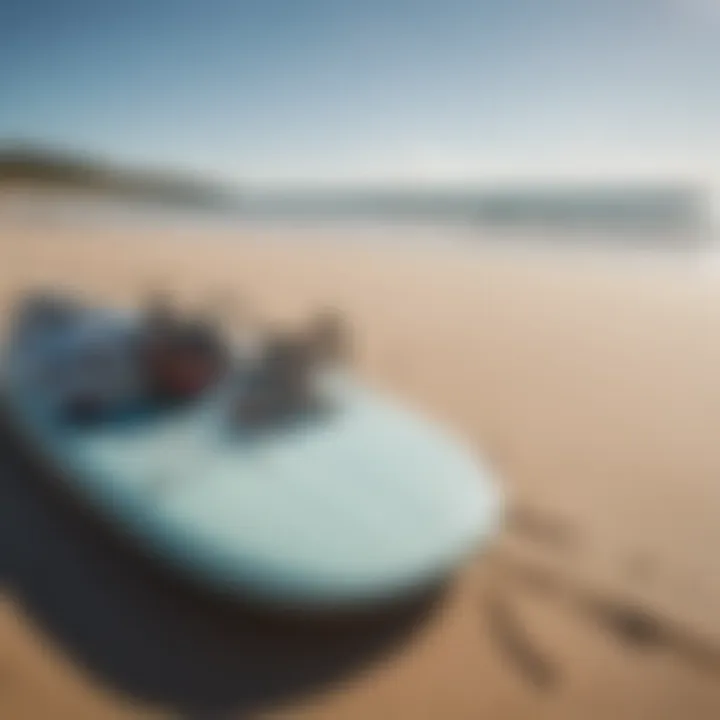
[0,145,230,207]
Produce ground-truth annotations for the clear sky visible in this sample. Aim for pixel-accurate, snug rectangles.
[1,0,718,187]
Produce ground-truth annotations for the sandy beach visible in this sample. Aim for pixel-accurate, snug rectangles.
[1,216,720,719]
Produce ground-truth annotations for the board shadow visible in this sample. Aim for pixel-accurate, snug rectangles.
[0,435,444,719]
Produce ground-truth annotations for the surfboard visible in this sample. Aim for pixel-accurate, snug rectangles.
[1,325,501,608]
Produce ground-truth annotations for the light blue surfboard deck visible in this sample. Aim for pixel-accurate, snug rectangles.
[2,367,502,608]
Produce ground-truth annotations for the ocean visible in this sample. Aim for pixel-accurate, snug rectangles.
[0,185,713,249]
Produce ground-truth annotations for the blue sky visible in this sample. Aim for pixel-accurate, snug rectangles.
[1,0,718,186]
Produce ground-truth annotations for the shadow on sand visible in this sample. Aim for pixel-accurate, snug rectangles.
[0,433,445,719]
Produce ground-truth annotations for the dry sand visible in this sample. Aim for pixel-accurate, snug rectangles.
[1,216,720,718]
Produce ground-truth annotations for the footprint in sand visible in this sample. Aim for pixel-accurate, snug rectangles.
[505,503,580,554]
[482,588,560,691]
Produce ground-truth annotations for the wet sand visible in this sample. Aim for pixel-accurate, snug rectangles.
[1,217,720,718]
